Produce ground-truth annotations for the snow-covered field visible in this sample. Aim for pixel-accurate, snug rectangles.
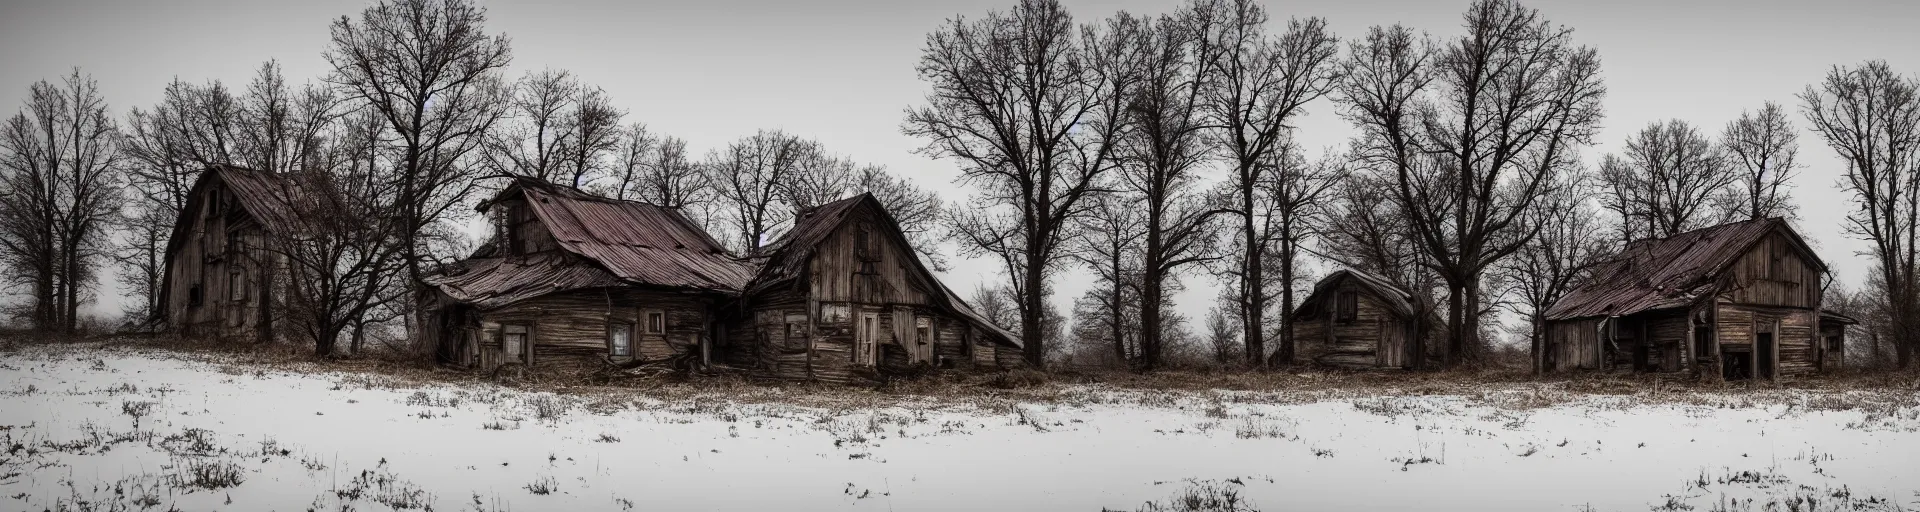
[2,344,1917,512]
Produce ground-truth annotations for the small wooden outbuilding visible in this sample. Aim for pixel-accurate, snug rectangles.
[720,193,1023,383]
[1288,269,1439,369]
[161,165,302,343]
[1542,217,1846,380]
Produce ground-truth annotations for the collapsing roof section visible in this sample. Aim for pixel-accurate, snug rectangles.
[1544,217,1825,321]
[428,177,755,309]
[748,193,1024,349]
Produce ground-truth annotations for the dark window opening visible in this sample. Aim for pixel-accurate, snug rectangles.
[188,284,204,307]
[784,322,808,350]
[1335,291,1358,323]
[645,311,665,334]
[1723,350,1752,380]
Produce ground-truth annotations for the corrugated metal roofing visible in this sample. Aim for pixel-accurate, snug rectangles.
[490,178,756,292]
[426,178,755,308]
[425,252,627,310]
[1544,217,1823,321]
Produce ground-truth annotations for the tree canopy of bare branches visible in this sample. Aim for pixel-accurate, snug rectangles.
[1497,169,1607,374]
[1721,102,1801,222]
[1199,2,1341,369]
[1599,119,1737,242]
[0,70,122,334]
[1800,61,1920,368]
[483,69,627,188]
[325,0,512,287]
[1337,0,1606,367]
[904,0,1137,367]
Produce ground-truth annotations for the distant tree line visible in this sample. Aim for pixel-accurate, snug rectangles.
[0,0,1914,372]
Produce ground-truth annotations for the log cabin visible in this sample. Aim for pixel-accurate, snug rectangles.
[718,193,1023,383]
[1542,217,1851,380]
[420,178,756,373]
[161,165,302,343]
[1288,269,1439,369]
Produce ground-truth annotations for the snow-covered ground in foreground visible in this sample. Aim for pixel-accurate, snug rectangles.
[2,346,1917,512]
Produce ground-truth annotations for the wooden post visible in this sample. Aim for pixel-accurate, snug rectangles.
[805,297,818,381]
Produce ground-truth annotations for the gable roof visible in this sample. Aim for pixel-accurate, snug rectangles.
[164,165,304,259]
[471,177,756,293]
[1291,269,1423,320]
[1545,217,1823,321]
[747,194,1022,349]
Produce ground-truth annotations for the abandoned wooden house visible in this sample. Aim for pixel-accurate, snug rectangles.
[1288,269,1439,369]
[719,193,1024,383]
[1542,217,1853,380]
[161,165,301,343]
[420,178,756,373]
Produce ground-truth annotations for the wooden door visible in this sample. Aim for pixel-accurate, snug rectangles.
[855,311,879,366]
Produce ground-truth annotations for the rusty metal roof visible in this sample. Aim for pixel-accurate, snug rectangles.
[425,252,627,310]
[1544,217,1823,321]
[479,178,757,293]
[746,194,1023,349]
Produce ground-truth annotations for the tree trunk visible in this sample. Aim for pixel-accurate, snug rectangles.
[1274,237,1296,367]
[1021,245,1047,369]
[1444,281,1463,369]
[1241,191,1265,369]
[1141,204,1165,372]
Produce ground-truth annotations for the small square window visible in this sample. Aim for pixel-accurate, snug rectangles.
[188,284,204,307]
[645,311,665,334]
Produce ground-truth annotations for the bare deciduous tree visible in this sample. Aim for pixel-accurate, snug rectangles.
[484,70,627,189]
[1721,102,1801,222]
[905,0,1137,367]
[1800,60,1920,368]
[1072,193,1146,366]
[0,70,121,334]
[325,0,513,289]
[1599,119,1736,242]
[1337,0,1605,367]
[1200,1,1340,369]
[705,129,810,255]
[1497,169,1607,374]
[1121,6,1231,371]
[264,109,409,357]
[1205,306,1239,366]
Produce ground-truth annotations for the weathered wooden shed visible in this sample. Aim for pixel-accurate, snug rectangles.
[161,165,302,343]
[1288,269,1438,369]
[1542,217,1843,380]
[420,178,755,373]
[721,193,1023,383]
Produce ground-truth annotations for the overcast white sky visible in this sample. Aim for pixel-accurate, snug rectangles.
[2,0,1916,339]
